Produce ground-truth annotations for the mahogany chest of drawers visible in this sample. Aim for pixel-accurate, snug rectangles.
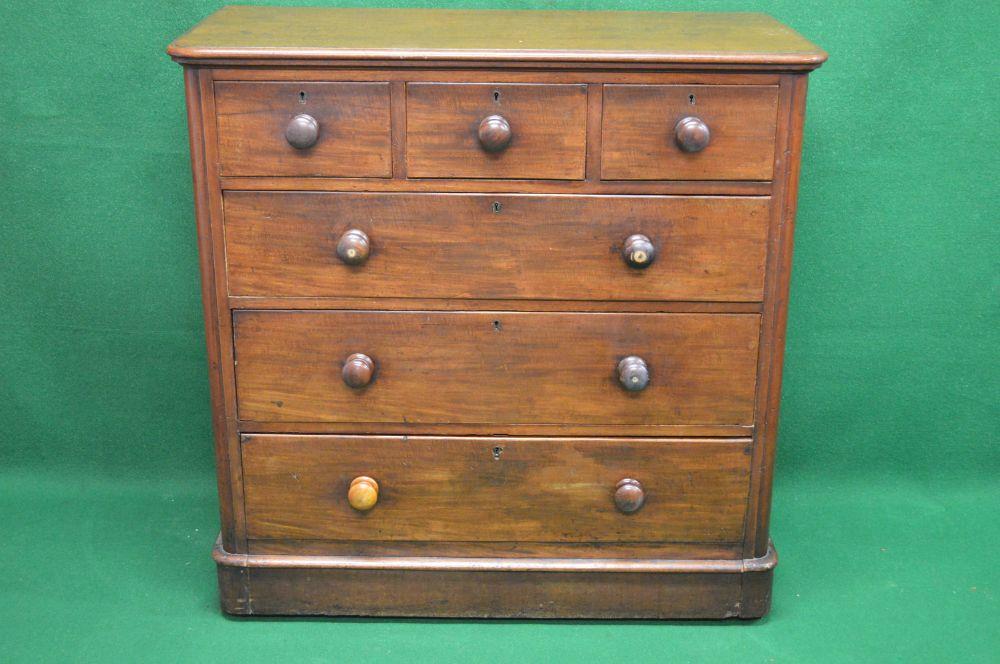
[169,7,825,619]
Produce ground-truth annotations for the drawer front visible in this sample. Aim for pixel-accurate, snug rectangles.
[406,83,587,179]
[602,85,779,181]
[234,311,760,426]
[242,435,752,543]
[224,192,770,301]
[214,82,392,177]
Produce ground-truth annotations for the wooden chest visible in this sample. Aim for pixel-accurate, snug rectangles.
[169,7,825,619]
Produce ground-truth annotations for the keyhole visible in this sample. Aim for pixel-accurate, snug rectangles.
[688,94,696,105]
[492,201,502,214]
[492,320,502,331]
[299,91,307,104]
[493,90,501,102]
[492,446,504,460]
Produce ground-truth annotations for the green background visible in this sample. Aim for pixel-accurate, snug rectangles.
[2,0,996,661]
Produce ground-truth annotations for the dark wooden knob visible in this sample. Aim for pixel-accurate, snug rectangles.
[285,113,319,149]
[348,476,379,511]
[478,114,512,152]
[342,353,374,388]
[617,356,649,392]
[622,234,656,269]
[674,116,711,152]
[336,229,370,265]
[614,479,645,514]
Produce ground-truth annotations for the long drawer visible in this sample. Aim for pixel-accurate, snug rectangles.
[223,193,770,301]
[233,311,760,426]
[242,435,752,543]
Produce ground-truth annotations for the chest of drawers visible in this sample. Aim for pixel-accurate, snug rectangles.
[169,7,825,619]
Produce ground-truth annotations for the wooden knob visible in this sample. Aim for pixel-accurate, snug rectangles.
[342,353,374,388]
[348,476,379,511]
[617,356,649,392]
[614,479,645,513]
[674,116,711,152]
[285,113,319,149]
[622,234,656,269]
[478,114,512,152]
[336,229,370,265]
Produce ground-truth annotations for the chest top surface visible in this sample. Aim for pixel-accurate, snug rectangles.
[167,6,826,69]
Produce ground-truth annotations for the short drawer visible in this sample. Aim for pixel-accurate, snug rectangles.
[233,311,760,426]
[214,82,392,177]
[601,85,779,180]
[406,83,587,179]
[223,192,770,301]
[242,435,752,543]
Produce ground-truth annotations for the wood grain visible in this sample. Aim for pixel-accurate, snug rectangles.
[223,192,770,301]
[241,435,752,542]
[602,85,779,181]
[406,83,587,179]
[247,539,744,560]
[167,7,827,70]
[233,311,761,426]
[214,81,391,177]
[171,6,825,618]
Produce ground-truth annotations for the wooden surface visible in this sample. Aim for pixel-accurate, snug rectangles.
[233,311,760,426]
[167,7,827,69]
[246,540,744,559]
[241,435,751,543]
[602,84,779,180]
[219,566,746,618]
[171,7,824,617]
[214,82,391,177]
[406,83,587,179]
[223,192,770,301]
[215,537,776,618]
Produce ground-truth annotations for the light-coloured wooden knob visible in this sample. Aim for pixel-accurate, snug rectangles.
[348,476,379,511]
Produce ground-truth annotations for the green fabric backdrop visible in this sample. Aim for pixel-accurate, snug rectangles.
[2,1,996,661]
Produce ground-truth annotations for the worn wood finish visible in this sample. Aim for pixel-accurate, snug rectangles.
[223,192,770,301]
[406,83,587,179]
[233,421,750,438]
[242,435,751,542]
[745,74,812,559]
[233,311,760,426]
[219,176,773,196]
[602,85,780,181]
[247,540,745,559]
[168,7,827,70]
[219,566,744,618]
[227,297,763,314]
[214,81,391,177]
[171,6,825,619]
[215,537,777,618]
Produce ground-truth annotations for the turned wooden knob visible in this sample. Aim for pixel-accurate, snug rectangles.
[478,114,512,152]
[614,479,645,513]
[622,234,656,269]
[285,113,319,149]
[336,229,370,265]
[617,356,649,392]
[348,476,379,511]
[674,116,711,153]
[342,353,374,388]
